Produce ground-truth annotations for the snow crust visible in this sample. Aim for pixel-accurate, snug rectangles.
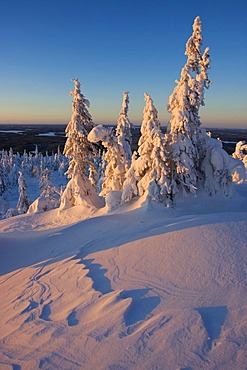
[0,184,247,369]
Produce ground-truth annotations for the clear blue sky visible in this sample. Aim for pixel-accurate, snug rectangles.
[0,0,246,128]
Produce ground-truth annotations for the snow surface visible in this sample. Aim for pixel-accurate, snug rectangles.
[0,186,247,369]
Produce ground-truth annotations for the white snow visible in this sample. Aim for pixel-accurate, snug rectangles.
[0,185,247,369]
[88,124,112,143]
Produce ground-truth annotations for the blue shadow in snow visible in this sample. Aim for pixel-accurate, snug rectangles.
[195,306,228,350]
[21,299,39,314]
[121,289,160,326]
[39,302,52,321]
[12,365,21,370]
[39,357,51,369]
[67,310,79,327]
[82,258,113,295]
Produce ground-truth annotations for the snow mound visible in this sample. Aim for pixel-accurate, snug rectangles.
[0,188,247,369]
[88,124,112,143]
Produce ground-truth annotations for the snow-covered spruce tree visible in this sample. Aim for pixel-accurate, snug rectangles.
[122,93,170,204]
[88,125,123,196]
[166,16,211,198]
[231,141,247,183]
[233,141,247,165]
[197,41,235,195]
[101,132,125,196]
[101,91,132,195]
[116,91,132,165]
[17,171,30,213]
[39,168,54,198]
[195,44,234,195]
[88,92,132,198]
[60,78,101,209]
[0,163,6,196]
[28,167,60,213]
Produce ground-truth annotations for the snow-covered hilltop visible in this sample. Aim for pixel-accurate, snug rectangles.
[0,189,247,369]
[0,16,247,370]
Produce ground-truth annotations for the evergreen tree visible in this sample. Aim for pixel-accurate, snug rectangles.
[201,136,235,196]
[0,164,6,196]
[116,91,132,165]
[102,91,132,195]
[100,131,126,195]
[122,93,170,204]
[17,171,30,213]
[88,92,132,197]
[88,125,123,195]
[233,141,247,164]
[166,16,210,197]
[232,141,247,183]
[39,167,54,198]
[60,78,100,209]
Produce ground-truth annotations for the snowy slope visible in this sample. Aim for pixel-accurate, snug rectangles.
[0,187,247,369]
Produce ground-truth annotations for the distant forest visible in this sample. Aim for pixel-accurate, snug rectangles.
[1,124,246,155]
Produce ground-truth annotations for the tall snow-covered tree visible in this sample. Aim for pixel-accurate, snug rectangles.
[167,16,234,197]
[166,16,211,197]
[88,92,132,197]
[60,78,101,209]
[17,171,30,213]
[122,93,170,204]
[102,91,132,195]
[116,91,132,165]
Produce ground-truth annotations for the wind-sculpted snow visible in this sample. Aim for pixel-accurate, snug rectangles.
[0,190,247,369]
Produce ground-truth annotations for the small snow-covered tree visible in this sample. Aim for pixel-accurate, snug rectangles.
[9,164,18,187]
[122,93,170,204]
[39,168,55,198]
[60,78,101,209]
[101,132,125,196]
[0,163,6,196]
[88,124,123,195]
[17,171,30,213]
[233,141,247,164]
[28,167,60,213]
[200,137,232,196]
[232,141,247,183]
[8,147,13,168]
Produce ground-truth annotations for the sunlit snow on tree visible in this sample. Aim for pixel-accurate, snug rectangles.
[17,171,30,213]
[88,92,132,199]
[60,78,101,209]
[122,93,170,204]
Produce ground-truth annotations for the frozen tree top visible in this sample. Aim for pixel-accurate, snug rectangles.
[185,16,203,66]
[71,78,81,94]
[119,91,129,116]
[143,92,157,116]
[70,78,90,108]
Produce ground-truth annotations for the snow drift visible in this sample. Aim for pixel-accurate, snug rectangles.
[0,187,247,369]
